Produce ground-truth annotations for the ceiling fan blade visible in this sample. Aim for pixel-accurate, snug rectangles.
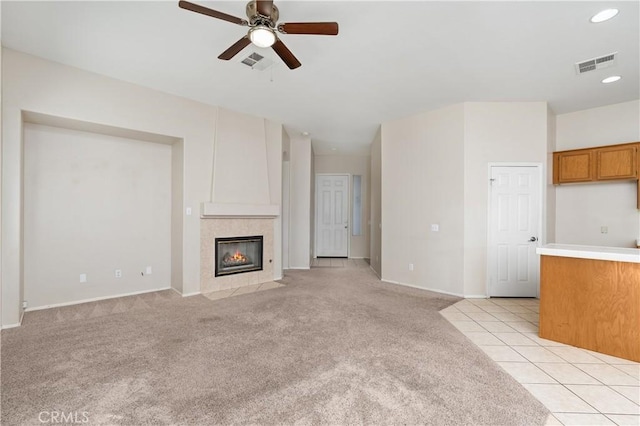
[218,37,251,60]
[272,39,301,70]
[179,0,247,26]
[256,0,274,17]
[277,22,339,36]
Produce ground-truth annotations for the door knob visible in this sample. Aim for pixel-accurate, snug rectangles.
[529,236,538,242]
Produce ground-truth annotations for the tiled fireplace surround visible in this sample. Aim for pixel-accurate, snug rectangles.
[200,218,274,294]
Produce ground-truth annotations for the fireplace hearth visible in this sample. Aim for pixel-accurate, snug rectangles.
[215,236,263,277]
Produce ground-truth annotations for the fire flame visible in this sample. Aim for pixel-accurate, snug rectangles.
[232,250,246,261]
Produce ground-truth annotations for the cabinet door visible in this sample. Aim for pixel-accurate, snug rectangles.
[554,150,593,183]
[595,145,637,180]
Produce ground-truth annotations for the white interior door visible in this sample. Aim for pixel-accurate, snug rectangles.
[488,166,541,297]
[316,174,349,257]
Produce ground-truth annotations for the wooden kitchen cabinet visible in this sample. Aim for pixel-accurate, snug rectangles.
[553,149,594,183]
[595,144,637,180]
[539,253,640,362]
[553,141,640,209]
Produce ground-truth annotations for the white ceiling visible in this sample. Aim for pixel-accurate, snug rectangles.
[2,1,639,155]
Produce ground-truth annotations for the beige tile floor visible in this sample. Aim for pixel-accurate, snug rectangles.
[202,281,285,301]
[441,299,640,426]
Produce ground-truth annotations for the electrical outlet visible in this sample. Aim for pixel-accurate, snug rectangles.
[22,300,28,309]
[115,269,122,278]
[601,226,608,234]
[409,263,414,271]
[146,266,152,275]
[431,224,439,232]
[80,273,87,283]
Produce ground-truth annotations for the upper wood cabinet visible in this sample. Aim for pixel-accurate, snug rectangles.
[553,149,594,183]
[595,145,637,180]
[553,142,639,185]
[552,141,640,209]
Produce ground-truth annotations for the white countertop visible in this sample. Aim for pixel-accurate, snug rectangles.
[537,243,640,263]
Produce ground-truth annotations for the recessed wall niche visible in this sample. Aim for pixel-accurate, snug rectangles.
[21,112,184,309]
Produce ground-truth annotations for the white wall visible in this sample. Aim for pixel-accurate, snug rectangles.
[0,14,3,326]
[370,129,382,276]
[23,124,172,308]
[310,148,315,261]
[556,100,640,149]
[463,102,549,297]
[381,104,465,296]
[171,140,184,293]
[2,49,283,325]
[555,100,640,247]
[281,131,291,270]
[211,108,271,205]
[265,120,283,280]
[381,102,549,297]
[314,155,371,258]
[288,134,312,268]
[546,106,557,244]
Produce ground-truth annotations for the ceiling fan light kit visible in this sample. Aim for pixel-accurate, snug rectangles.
[179,0,339,69]
[249,26,276,48]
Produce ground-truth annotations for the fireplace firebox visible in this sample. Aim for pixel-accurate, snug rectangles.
[215,236,263,277]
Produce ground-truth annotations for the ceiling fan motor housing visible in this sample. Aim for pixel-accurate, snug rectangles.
[246,1,279,24]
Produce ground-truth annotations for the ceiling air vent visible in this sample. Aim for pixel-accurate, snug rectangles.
[239,51,274,71]
[575,52,617,75]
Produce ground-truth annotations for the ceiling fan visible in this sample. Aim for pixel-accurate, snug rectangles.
[178,0,339,70]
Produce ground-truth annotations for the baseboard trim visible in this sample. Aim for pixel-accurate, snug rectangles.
[273,275,283,281]
[381,279,465,298]
[465,295,489,299]
[1,322,22,330]
[171,286,201,298]
[24,286,172,312]
[288,267,310,270]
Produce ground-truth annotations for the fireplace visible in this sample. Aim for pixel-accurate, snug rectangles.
[215,236,263,277]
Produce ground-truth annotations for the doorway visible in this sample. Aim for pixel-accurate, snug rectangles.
[315,174,349,257]
[487,165,542,297]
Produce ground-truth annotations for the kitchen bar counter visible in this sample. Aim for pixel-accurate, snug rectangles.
[537,244,640,362]
[536,243,640,263]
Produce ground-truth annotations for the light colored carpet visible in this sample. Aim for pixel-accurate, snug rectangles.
[2,266,549,425]
[22,290,181,326]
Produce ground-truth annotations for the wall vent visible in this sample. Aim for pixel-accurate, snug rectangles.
[575,52,617,74]
[239,51,274,71]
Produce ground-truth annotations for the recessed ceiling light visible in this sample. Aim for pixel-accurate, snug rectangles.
[302,131,309,136]
[601,75,622,84]
[590,9,619,23]
[331,148,337,151]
